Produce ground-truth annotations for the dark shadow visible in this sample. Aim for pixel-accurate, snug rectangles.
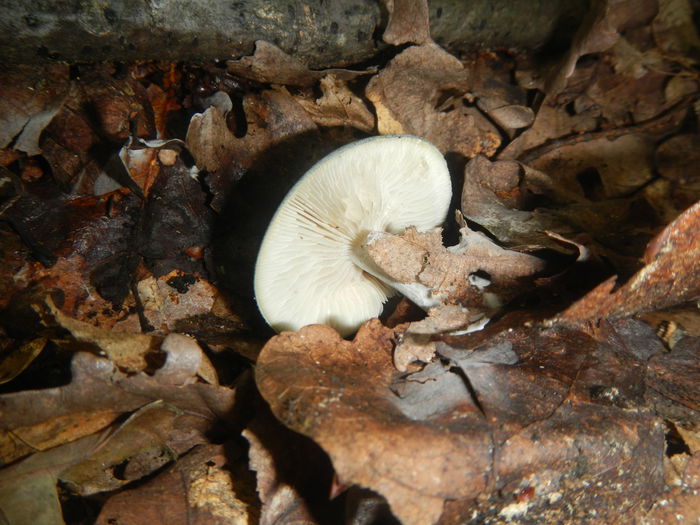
[210,128,367,334]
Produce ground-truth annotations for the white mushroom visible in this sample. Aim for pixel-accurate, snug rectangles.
[253,135,452,336]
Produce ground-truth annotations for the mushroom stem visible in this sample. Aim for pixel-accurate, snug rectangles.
[350,231,442,311]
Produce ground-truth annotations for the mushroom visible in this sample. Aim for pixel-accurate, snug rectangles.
[254,134,452,336]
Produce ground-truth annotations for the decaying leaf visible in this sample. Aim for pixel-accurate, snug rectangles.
[362,222,545,325]
[59,401,206,495]
[244,406,337,525]
[0,64,70,156]
[382,0,431,46]
[47,298,159,373]
[294,75,375,133]
[226,40,375,87]
[0,433,102,525]
[366,43,500,157]
[96,444,258,525]
[119,271,246,340]
[256,317,668,524]
[0,337,47,385]
[0,351,242,465]
[557,199,700,323]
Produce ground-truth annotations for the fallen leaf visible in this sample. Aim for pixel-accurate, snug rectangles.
[244,404,337,525]
[0,64,70,155]
[557,199,700,323]
[295,75,375,132]
[96,444,258,525]
[366,43,500,157]
[655,134,700,189]
[59,401,206,495]
[226,40,375,87]
[136,156,214,278]
[257,318,666,524]
[382,0,431,46]
[123,271,246,338]
[0,351,243,465]
[48,298,159,373]
[0,337,46,385]
[545,0,620,95]
[363,222,545,312]
[257,321,490,525]
[0,434,101,525]
[185,89,317,211]
[530,133,656,198]
[652,0,700,57]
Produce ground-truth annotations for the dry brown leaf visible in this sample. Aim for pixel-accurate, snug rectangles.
[0,64,70,155]
[257,318,666,524]
[462,155,529,214]
[486,104,535,130]
[557,199,700,323]
[185,89,318,212]
[96,444,255,525]
[226,40,375,87]
[0,352,241,465]
[0,410,121,466]
[364,224,545,312]
[382,0,431,46]
[243,407,332,525]
[257,321,487,525]
[545,0,620,95]
[366,43,500,157]
[0,337,46,385]
[530,134,656,198]
[655,134,700,189]
[185,105,235,175]
[652,0,700,56]
[498,92,601,161]
[0,433,102,525]
[48,298,158,373]
[60,401,207,495]
[294,75,375,132]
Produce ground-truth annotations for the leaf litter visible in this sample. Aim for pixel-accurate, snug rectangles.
[1,0,700,523]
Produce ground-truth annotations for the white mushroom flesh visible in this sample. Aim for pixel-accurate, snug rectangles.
[254,135,452,336]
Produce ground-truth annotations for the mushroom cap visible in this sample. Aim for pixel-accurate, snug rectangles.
[253,135,452,336]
